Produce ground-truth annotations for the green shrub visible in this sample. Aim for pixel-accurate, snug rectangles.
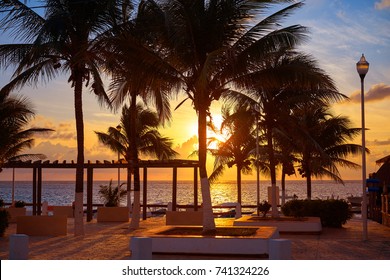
[319,199,353,227]
[281,199,306,218]
[281,199,352,227]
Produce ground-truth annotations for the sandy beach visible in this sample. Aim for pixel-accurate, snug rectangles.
[1,215,390,260]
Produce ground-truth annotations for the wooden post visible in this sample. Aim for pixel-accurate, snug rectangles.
[142,167,147,220]
[37,167,42,215]
[87,167,93,222]
[172,167,177,211]
[32,167,37,216]
[194,167,198,211]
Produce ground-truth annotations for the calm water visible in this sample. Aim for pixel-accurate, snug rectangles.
[0,180,362,207]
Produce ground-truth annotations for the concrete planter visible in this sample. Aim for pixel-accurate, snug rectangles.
[136,225,279,256]
[6,207,26,223]
[16,215,67,236]
[52,206,74,218]
[97,207,129,222]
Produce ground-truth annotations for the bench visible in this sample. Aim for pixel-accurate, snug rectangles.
[165,211,203,225]
[16,215,67,236]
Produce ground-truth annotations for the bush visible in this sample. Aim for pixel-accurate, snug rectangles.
[257,200,271,217]
[14,200,25,208]
[281,199,352,227]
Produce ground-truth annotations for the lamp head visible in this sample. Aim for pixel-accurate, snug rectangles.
[356,54,369,79]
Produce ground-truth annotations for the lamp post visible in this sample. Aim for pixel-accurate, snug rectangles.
[116,125,121,187]
[356,54,369,241]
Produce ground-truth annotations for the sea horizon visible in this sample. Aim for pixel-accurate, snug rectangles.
[0,179,363,208]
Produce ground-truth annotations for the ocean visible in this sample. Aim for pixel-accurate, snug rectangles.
[0,180,362,208]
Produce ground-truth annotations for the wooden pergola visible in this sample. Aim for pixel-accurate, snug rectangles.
[3,159,199,221]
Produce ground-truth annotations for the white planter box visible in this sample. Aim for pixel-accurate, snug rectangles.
[138,226,279,255]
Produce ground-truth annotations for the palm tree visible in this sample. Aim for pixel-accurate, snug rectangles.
[0,92,53,171]
[291,103,365,199]
[209,105,258,204]
[135,0,308,232]
[0,0,128,235]
[95,103,178,227]
[230,51,345,215]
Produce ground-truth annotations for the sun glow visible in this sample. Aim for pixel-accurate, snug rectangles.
[207,114,229,150]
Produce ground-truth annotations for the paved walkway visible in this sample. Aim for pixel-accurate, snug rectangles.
[1,216,389,260]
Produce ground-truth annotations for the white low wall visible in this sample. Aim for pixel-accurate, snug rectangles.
[139,225,279,256]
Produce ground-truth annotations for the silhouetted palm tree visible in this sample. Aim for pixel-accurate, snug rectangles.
[135,0,308,231]
[291,103,365,199]
[95,103,178,227]
[209,105,258,204]
[230,51,345,215]
[0,92,53,171]
[0,0,129,235]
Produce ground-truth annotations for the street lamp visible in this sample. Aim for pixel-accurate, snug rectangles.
[116,125,122,187]
[356,54,369,241]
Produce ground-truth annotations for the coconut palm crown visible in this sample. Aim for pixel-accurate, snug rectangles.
[0,92,53,171]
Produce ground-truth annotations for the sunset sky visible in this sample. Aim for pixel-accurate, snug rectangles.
[1,0,390,182]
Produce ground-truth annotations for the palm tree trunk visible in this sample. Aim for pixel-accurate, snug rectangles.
[266,123,278,217]
[129,93,140,229]
[127,167,132,214]
[198,105,216,233]
[73,70,84,236]
[237,165,242,205]
[306,170,312,200]
[281,168,286,206]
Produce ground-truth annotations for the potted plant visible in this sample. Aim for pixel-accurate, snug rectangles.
[0,199,10,237]
[14,200,26,208]
[258,200,271,218]
[99,180,127,207]
[97,180,129,222]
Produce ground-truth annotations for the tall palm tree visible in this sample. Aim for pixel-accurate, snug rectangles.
[0,92,53,171]
[209,105,258,204]
[0,0,129,235]
[135,0,308,232]
[95,103,178,228]
[101,25,177,229]
[230,51,345,215]
[291,103,365,199]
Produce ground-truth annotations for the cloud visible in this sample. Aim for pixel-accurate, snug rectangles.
[349,83,390,103]
[375,0,390,10]
[30,141,115,162]
[174,136,198,159]
[367,139,390,146]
